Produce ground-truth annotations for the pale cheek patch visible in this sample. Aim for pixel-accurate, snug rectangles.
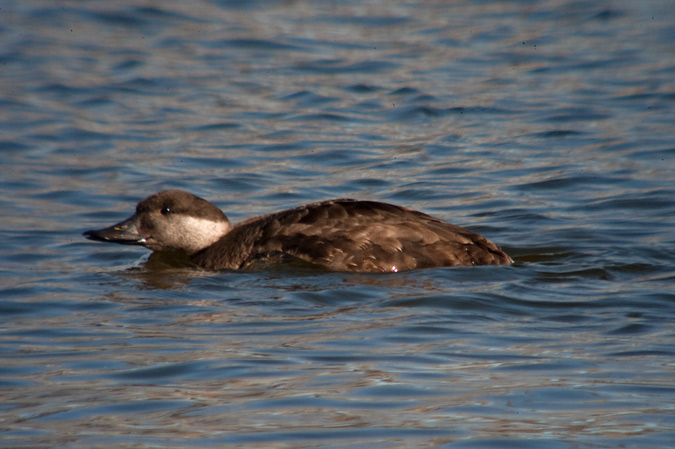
[168,216,231,254]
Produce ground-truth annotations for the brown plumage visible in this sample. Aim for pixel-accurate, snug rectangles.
[84,190,512,272]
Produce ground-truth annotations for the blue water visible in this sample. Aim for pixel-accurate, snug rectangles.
[2,0,674,448]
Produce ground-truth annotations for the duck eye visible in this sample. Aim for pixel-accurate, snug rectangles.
[161,207,171,216]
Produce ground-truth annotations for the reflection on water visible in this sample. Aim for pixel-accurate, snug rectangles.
[1,0,674,448]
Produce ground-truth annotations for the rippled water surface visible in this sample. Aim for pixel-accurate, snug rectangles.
[2,0,674,448]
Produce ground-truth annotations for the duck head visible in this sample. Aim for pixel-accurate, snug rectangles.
[83,190,231,255]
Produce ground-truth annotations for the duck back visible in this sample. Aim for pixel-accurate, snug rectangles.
[192,199,511,272]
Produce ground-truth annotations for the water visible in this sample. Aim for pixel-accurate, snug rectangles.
[1,0,674,447]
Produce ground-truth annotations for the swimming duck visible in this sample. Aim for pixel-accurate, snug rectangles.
[83,190,512,272]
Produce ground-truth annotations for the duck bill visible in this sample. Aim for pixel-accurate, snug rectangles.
[83,215,146,246]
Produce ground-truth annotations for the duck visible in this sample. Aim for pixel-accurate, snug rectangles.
[83,190,512,272]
